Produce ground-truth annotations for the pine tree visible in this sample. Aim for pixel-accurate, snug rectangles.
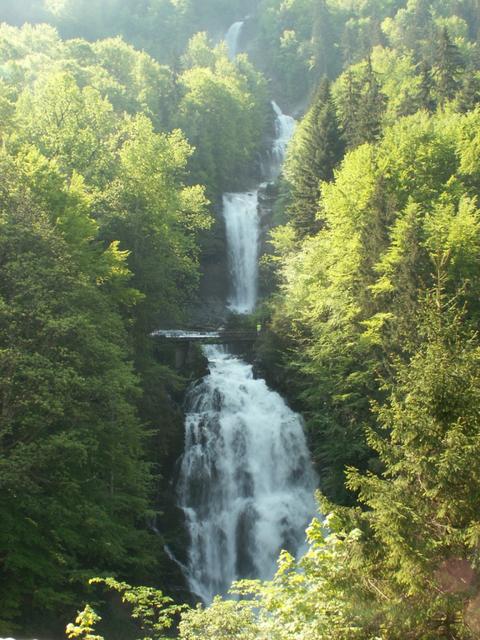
[455,46,480,111]
[432,27,465,107]
[356,57,386,145]
[348,297,480,637]
[311,0,336,79]
[286,78,344,239]
[456,72,480,112]
[412,0,433,51]
[463,0,480,43]
[337,59,386,151]
[417,59,436,111]
[339,69,363,148]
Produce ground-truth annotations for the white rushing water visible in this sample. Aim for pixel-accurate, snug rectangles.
[178,347,317,603]
[270,100,297,180]
[223,191,260,314]
[225,20,244,59]
[223,102,296,314]
[176,27,314,604]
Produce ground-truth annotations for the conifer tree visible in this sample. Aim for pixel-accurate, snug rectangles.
[356,56,386,145]
[348,296,480,637]
[456,72,480,112]
[463,0,480,43]
[412,0,432,49]
[337,60,385,151]
[286,78,344,238]
[417,59,436,111]
[338,69,362,148]
[432,27,465,107]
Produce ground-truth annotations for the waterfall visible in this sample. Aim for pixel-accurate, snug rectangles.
[223,191,259,314]
[177,95,315,604]
[225,21,244,60]
[222,102,296,315]
[178,347,317,603]
[269,101,297,180]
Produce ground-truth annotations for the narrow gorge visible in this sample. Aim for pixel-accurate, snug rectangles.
[175,21,317,604]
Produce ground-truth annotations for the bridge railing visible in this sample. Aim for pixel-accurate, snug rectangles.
[151,329,258,344]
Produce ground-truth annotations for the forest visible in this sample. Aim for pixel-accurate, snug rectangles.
[1,0,480,639]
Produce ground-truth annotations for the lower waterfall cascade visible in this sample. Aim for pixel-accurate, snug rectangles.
[176,49,317,603]
[177,347,317,603]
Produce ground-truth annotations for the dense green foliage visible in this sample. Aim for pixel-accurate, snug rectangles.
[177,33,269,193]
[0,4,274,630]
[270,108,480,502]
[263,0,480,504]
[250,0,480,635]
[247,0,480,106]
[0,148,154,628]
[284,79,344,238]
[2,0,480,638]
[0,0,255,63]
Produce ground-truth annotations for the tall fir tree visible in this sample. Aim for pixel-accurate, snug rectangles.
[338,69,363,149]
[432,27,465,107]
[412,0,433,52]
[417,59,436,111]
[356,57,386,146]
[456,73,480,112]
[348,297,480,637]
[286,78,344,238]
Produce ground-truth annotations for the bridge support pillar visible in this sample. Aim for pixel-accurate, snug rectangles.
[175,342,187,369]
[174,341,197,369]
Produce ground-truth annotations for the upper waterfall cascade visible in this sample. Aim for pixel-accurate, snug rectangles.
[270,100,297,179]
[222,100,296,314]
[225,21,244,59]
[223,191,260,315]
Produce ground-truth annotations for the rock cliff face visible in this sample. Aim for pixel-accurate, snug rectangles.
[190,117,284,328]
[170,43,318,603]
[192,209,231,327]
[190,182,279,327]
